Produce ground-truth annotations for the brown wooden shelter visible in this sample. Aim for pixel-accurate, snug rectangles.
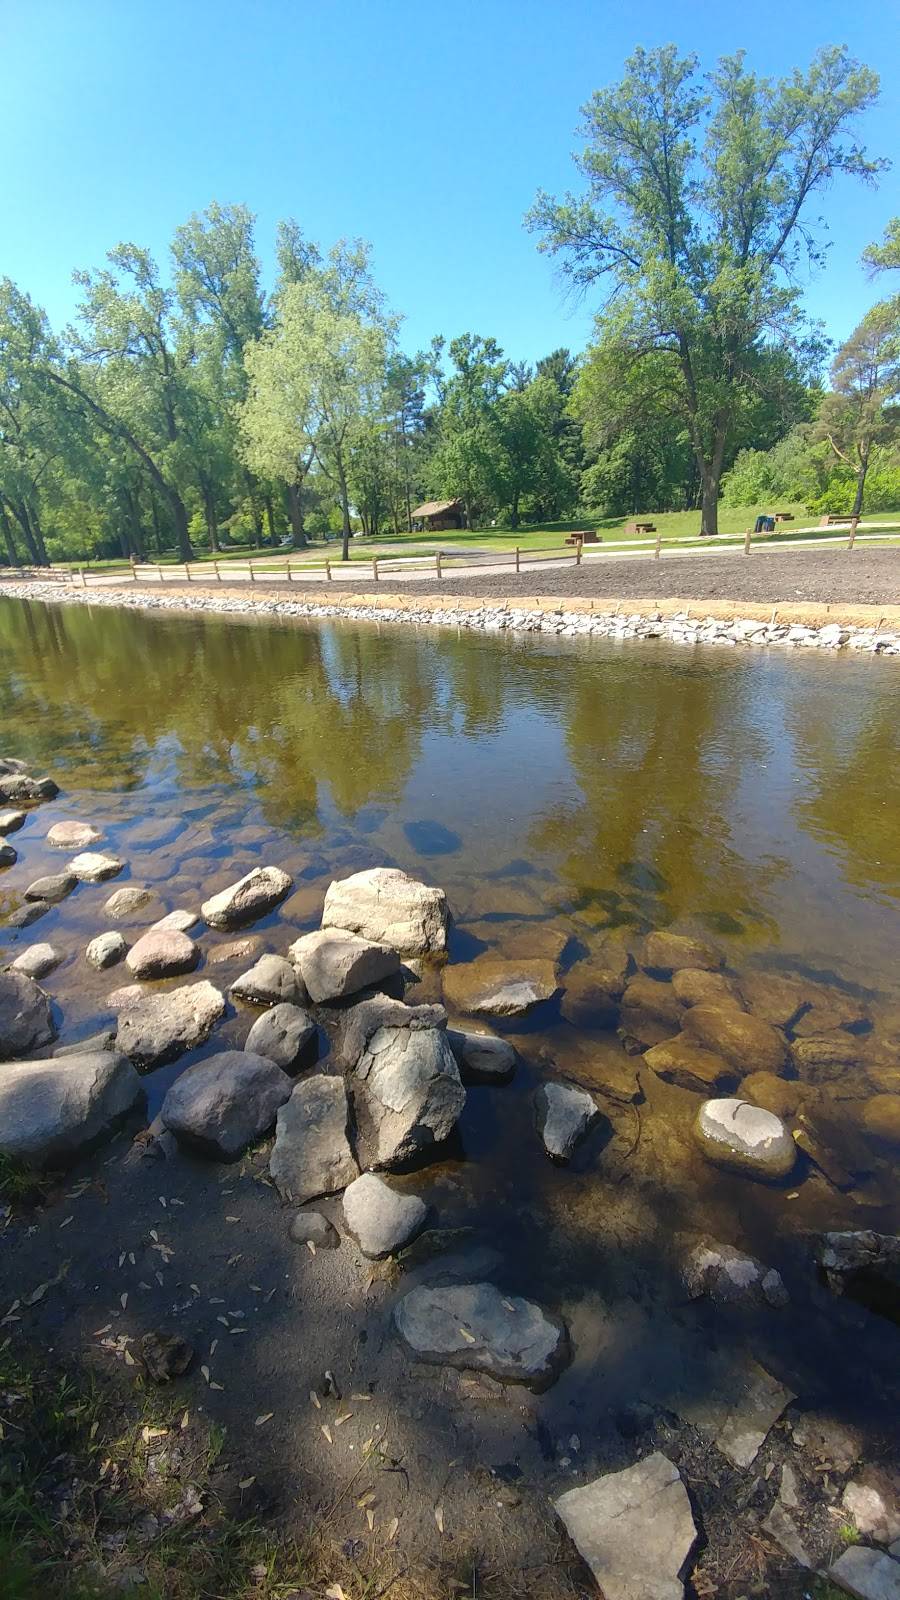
[410,498,465,531]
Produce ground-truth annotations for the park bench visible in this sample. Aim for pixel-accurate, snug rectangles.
[564,530,602,546]
[773,512,794,523]
[624,520,656,534]
[819,514,854,527]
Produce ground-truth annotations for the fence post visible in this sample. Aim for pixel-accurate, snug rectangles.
[287,561,294,583]
[436,550,442,581]
[515,547,520,574]
[744,526,752,556]
[848,515,859,551]
[130,555,136,580]
[373,557,379,582]
[249,560,255,582]
[185,562,192,582]
[79,567,85,587]
[325,559,332,582]
[214,560,220,582]
[654,528,662,560]
[576,538,582,566]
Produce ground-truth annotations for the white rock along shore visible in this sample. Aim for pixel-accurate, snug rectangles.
[2,580,900,654]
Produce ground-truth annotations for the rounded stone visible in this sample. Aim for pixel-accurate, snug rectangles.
[694,1097,796,1180]
[86,931,128,970]
[8,943,63,980]
[0,844,17,868]
[245,1002,317,1069]
[47,820,103,850]
[641,930,723,975]
[342,1172,427,1258]
[860,1095,900,1146]
[69,851,124,883]
[290,1209,340,1248]
[24,872,76,904]
[126,929,200,979]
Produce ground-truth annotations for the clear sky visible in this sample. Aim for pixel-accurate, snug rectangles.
[3,0,898,367]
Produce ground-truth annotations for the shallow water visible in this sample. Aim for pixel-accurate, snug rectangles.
[2,594,900,1438]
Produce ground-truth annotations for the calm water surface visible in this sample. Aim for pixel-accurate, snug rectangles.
[1,595,899,1423]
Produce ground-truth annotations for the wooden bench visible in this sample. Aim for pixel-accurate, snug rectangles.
[624,521,656,534]
[564,531,602,546]
[773,512,794,523]
[819,514,854,527]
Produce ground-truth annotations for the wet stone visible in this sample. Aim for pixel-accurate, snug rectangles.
[0,843,16,868]
[816,1231,900,1323]
[69,851,124,883]
[200,865,293,930]
[126,929,200,979]
[86,931,128,970]
[6,902,51,929]
[738,971,812,1031]
[694,1097,796,1180]
[229,953,302,1006]
[681,1236,788,1307]
[664,1351,795,1468]
[0,810,26,836]
[641,929,723,975]
[443,954,559,1017]
[0,774,58,803]
[149,908,200,935]
[535,1080,599,1161]
[0,970,56,1056]
[24,872,76,904]
[342,1172,427,1258]
[104,886,159,921]
[644,1035,736,1094]
[682,1005,788,1075]
[8,943,63,980]
[47,820,103,850]
[671,968,744,1009]
[446,1027,517,1084]
[269,1074,358,1202]
[114,980,225,1069]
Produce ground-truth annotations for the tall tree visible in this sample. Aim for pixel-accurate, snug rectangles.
[864,218,900,275]
[816,299,900,515]
[528,45,882,534]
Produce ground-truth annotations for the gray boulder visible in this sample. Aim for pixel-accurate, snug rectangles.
[86,931,128,970]
[149,908,200,934]
[24,872,76,904]
[694,1097,796,1180]
[345,996,465,1168]
[6,902,51,929]
[0,810,26,835]
[554,1453,698,1600]
[681,1236,788,1307]
[535,1081,599,1161]
[342,1172,427,1258]
[114,979,225,1068]
[0,1051,143,1166]
[0,971,56,1056]
[828,1547,900,1600]
[269,1074,358,1201]
[0,774,58,803]
[245,1002,316,1069]
[125,929,199,979]
[394,1282,567,1388]
[289,927,399,1003]
[200,865,292,930]
[8,943,62,980]
[322,866,450,957]
[47,820,102,850]
[0,844,17,867]
[815,1230,900,1323]
[104,886,158,921]
[161,1049,292,1160]
[230,953,304,1006]
[69,851,124,883]
[54,1029,116,1057]
[447,1027,516,1084]
[290,1209,340,1248]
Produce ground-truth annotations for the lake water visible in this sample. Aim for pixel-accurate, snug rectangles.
[2,593,900,1445]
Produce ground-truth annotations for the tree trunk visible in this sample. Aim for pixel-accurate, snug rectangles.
[150,492,164,556]
[170,493,192,562]
[510,488,520,531]
[0,499,20,566]
[852,451,869,517]
[201,482,219,552]
[699,469,720,536]
[11,501,44,566]
[26,502,49,565]
[336,454,351,562]
[286,481,308,547]
[264,494,278,547]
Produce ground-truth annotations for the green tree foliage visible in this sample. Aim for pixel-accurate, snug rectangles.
[815,299,900,514]
[528,44,882,534]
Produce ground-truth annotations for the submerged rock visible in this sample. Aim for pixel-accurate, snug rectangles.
[671,968,744,1009]
[738,970,812,1031]
[554,1452,697,1600]
[47,820,102,850]
[342,1172,427,1258]
[104,886,158,921]
[126,929,199,979]
[641,930,722,975]
[816,1230,900,1323]
[561,949,629,1026]
[694,1097,796,1180]
[86,931,128,970]
[161,1049,292,1159]
[322,866,450,957]
[8,943,62,980]
[535,1081,599,1161]
[150,908,200,935]
[269,1074,358,1201]
[245,1002,316,1069]
[682,1004,788,1075]
[289,927,399,1003]
[443,954,559,1017]
[0,971,56,1056]
[446,1027,517,1084]
[0,774,58,803]
[0,810,26,835]
[346,996,465,1169]
[201,865,292,929]
[665,1351,795,1468]
[230,953,303,1006]
[644,1035,736,1094]
[6,902,51,929]
[394,1282,566,1387]
[69,851,124,883]
[681,1236,788,1307]
[0,1050,143,1165]
[114,980,225,1068]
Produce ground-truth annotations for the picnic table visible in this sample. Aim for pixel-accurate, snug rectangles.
[624,520,656,534]
[564,531,602,546]
[773,512,794,523]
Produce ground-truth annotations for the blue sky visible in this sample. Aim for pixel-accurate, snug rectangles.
[3,0,897,367]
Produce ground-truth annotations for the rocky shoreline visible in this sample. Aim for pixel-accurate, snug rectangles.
[3,750,900,1598]
[2,578,900,655]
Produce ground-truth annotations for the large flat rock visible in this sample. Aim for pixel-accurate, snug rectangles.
[443,954,559,1017]
[829,1547,900,1600]
[269,1074,358,1201]
[394,1281,567,1388]
[289,927,399,1003]
[114,980,225,1068]
[662,1351,795,1467]
[0,1051,143,1166]
[323,866,450,957]
[554,1452,697,1600]
[347,997,465,1168]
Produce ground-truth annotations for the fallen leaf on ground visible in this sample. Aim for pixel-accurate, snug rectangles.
[434,1505,444,1534]
[255,1413,273,1427]
[321,1424,334,1445]
[387,1516,399,1541]
[239,1476,256,1490]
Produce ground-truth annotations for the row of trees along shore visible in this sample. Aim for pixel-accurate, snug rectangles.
[1,45,899,566]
